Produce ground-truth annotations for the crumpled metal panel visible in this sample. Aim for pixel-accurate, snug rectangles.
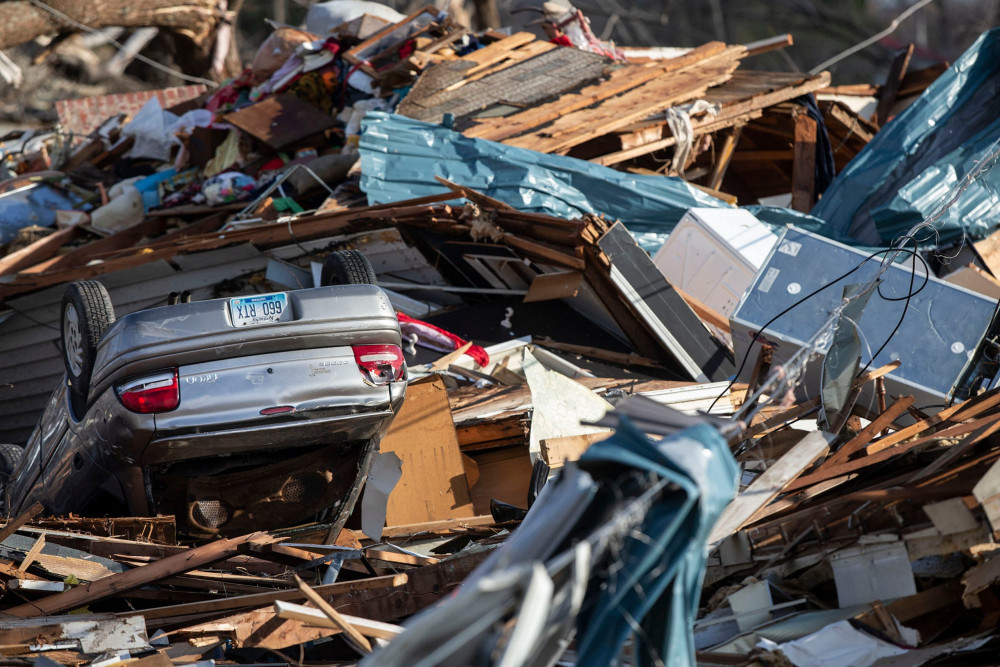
[810,28,1000,246]
[359,111,728,247]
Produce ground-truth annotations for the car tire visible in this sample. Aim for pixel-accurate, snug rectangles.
[0,444,22,510]
[0,444,22,479]
[320,250,377,286]
[61,280,115,403]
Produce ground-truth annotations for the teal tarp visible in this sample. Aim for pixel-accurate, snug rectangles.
[359,111,729,252]
[810,28,1000,246]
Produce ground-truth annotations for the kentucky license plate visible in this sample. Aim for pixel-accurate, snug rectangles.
[229,293,288,327]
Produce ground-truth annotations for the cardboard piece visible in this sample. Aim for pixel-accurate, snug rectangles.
[379,377,475,526]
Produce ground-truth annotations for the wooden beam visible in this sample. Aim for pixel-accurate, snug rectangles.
[0,225,85,278]
[273,600,402,640]
[128,573,409,623]
[743,33,793,57]
[5,532,267,618]
[790,112,817,213]
[17,535,45,572]
[0,502,44,544]
[708,125,743,190]
[875,44,914,127]
[293,574,371,652]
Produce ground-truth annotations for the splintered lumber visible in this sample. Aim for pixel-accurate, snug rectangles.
[707,431,831,550]
[131,573,409,624]
[293,574,372,651]
[0,613,149,655]
[821,395,916,470]
[17,535,45,572]
[0,502,44,543]
[4,531,267,617]
[0,226,86,277]
[785,412,1000,493]
[177,550,488,648]
[274,600,402,640]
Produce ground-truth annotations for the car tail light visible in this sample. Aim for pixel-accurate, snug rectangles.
[352,344,406,385]
[116,370,179,413]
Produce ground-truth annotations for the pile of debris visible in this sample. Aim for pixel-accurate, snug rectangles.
[3,2,1000,666]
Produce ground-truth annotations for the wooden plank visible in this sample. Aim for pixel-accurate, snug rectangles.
[4,531,266,618]
[865,392,997,456]
[129,573,409,623]
[502,233,585,269]
[875,43,914,127]
[381,515,496,538]
[176,550,487,648]
[595,113,761,167]
[292,574,371,652]
[973,228,1000,278]
[378,377,476,525]
[787,412,1000,493]
[708,125,743,190]
[540,431,612,467]
[273,600,401,640]
[790,112,817,212]
[457,31,536,68]
[0,502,44,544]
[0,225,85,277]
[821,395,916,470]
[16,535,45,572]
[707,431,831,550]
[743,34,793,57]
[523,271,583,303]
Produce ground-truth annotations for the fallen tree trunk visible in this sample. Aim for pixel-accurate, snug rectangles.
[0,0,220,51]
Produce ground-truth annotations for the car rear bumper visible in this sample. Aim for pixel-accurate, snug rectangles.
[141,407,397,465]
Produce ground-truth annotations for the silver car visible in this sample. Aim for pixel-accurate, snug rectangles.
[0,250,407,538]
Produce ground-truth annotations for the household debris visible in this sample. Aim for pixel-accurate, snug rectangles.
[1,3,1000,667]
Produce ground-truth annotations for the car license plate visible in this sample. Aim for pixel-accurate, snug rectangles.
[229,293,288,327]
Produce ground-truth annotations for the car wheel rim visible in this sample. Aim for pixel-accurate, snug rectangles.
[64,304,84,377]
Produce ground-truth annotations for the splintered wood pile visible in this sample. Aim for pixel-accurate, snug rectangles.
[0,507,502,663]
[397,34,835,206]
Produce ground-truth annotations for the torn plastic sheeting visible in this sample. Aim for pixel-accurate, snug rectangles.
[359,112,729,251]
[757,620,911,667]
[810,28,1000,247]
[0,181,88,243]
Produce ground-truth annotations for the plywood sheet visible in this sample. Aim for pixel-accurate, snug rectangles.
[380,377,475,525]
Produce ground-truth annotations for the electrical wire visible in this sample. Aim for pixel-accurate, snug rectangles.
[708,245,928,414]
[809,0,937,75]
[24,0,220,88]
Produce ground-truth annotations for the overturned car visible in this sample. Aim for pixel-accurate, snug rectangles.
[1,250,407,538]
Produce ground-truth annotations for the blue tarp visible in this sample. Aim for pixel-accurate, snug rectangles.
[359,111,729,252]
[811,28,1000,246]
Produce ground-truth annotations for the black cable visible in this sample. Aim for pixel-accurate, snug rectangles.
[709,244,929,414]
[857,235,929,377]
